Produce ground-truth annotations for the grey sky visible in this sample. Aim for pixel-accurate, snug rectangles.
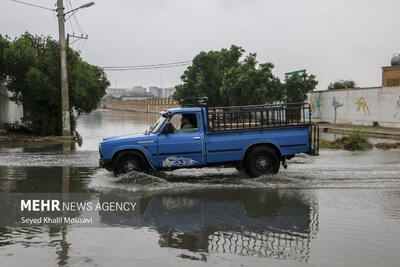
[1,0,399,90]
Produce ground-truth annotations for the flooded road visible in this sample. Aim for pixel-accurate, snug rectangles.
[1,109,400,266]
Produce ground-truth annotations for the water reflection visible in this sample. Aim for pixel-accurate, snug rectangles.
[76,109,159,151]
[0,166,96,193]
[98,188,319,262]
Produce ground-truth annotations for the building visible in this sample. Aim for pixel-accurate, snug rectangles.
[382,65,400,87]
[105,86,152,99]
[148,86,163,98]
[164,87,176,98]
[131,86,146,94]
[105,86,176,100]
[148,86,176,98]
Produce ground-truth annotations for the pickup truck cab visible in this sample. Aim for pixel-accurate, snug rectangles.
[99,98,319,177]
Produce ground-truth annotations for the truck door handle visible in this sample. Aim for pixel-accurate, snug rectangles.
[192,137,201,140]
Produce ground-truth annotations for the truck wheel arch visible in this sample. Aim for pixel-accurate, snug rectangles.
[242,142,282,162]
[112,148,154,169]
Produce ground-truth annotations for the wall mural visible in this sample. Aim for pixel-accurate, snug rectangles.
[356,97,370,115]
[310,93,322,118]
[394,96,400,119]
[332,97,343,123]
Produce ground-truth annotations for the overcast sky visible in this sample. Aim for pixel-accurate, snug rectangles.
[1,0,399,90]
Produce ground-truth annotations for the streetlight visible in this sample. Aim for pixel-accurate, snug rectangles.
[64,2,95,15]
[11,0,95,136]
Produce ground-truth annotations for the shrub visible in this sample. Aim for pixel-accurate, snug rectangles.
[335,129,373,151]
[320,129,373,151]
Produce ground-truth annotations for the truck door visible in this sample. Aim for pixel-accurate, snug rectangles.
[157,112,205,168]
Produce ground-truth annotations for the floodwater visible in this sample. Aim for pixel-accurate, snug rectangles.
[0,109,400,267]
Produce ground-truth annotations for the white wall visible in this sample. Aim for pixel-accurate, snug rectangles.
[0,85,23,128]
[307,87,400,128]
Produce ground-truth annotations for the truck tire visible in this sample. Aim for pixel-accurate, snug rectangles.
[113,151,147,177]
[235,163,249,177]
[244,146,280,177]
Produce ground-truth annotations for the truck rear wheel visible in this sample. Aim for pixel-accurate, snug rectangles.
[113,151,147,177]
[244,146,280,177]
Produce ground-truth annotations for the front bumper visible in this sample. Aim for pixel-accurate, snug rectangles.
[99,158,113,171]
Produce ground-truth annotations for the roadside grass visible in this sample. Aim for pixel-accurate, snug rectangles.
[319,139,344,149]
[320,129,373,151]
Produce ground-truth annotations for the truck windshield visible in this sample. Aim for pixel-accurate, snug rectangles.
[147,116,167,134]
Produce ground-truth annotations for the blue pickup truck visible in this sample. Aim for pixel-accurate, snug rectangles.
[99,98,319,177]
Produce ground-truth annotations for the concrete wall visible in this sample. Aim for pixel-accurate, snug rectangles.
[0,85,23,128]
[308,86,400,128]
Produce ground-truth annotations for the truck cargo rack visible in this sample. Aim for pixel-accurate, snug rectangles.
[180,97,209,108]
[207,102,313,133]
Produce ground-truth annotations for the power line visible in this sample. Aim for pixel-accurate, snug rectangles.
[103,64,190,71]
[103,61,191,69]
[66,0,75,34]
[67,0,83,33]
[10,0,55,11]
[68,0,84,34]
[102,63,191,71]
[103,61,191,71]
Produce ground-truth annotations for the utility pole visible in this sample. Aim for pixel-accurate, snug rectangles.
[56,0,71,136]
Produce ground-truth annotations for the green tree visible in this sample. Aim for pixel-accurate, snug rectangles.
[0,35,10,84]
[1,32,109,135]
[173,45,284,106]
[173,45,244,106]
[221,54,282,105]
[328,79,356,90]
[284,72,318,103]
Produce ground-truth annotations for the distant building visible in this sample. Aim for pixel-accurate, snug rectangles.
[105,88,129,98]
[148,86,176,98]
[105,86,152,99]
[131,86,146,94]
[105,86,177,100]
[164,87,176,98]
[148,86,163,98]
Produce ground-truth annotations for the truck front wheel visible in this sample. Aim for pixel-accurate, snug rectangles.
[244,146,280,177]
[113,151,147,177]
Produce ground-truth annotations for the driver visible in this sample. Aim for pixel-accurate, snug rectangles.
[181,114,194,129]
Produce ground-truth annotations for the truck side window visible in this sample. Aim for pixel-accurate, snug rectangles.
[170,113,198,133]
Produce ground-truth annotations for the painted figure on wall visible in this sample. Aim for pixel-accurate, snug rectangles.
[315,94,322,118]
[332,97,343,123]
[310,94,322,119]
[356,97,370,115]
[394,96,400,119]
